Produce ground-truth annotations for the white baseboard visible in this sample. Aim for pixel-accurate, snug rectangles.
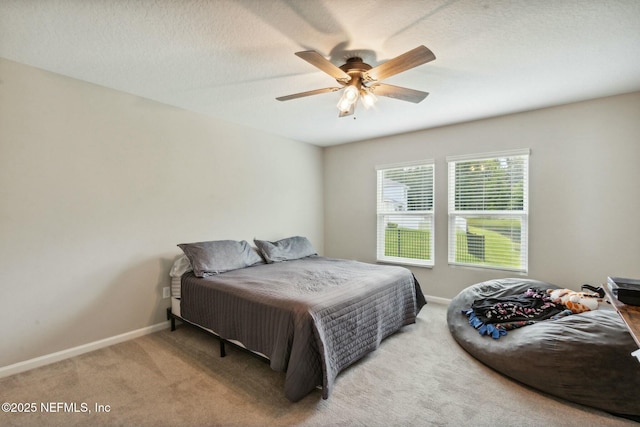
[0,321,170,379]
[425,294,451,305]
[1,296,448,379]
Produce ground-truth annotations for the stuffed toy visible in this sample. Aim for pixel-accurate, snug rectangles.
[547,288,600,313]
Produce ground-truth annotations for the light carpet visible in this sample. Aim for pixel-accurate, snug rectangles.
[0,303,636,426]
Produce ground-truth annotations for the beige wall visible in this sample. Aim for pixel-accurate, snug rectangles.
[2,55,639,370]
[324,92,640,299]
[0,58,324,367]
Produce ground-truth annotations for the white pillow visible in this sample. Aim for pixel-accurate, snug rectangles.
[170,254,192,277]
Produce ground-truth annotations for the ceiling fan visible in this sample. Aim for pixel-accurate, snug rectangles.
[276,45,435,117]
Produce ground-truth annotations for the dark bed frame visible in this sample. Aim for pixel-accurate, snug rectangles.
[166,307,269,363]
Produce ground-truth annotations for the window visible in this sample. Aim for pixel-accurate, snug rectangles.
[447,149,529,272]
[376,160,434,267]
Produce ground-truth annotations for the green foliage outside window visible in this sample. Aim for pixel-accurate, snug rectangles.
[385,227,430,260]
[455,223,521,268]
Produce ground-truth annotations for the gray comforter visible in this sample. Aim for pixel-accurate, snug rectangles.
[180,256,426,402]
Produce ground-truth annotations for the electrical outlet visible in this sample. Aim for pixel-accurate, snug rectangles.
[162,287,171,299]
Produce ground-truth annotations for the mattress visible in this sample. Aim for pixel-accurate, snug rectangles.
[169,254,191,299]
[171,276,182,299]
[171,296,181,317]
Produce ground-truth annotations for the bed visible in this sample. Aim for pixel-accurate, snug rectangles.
[168,237,426,402]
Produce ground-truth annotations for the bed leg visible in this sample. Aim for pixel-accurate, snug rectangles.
[166,307,176,332]
[220,339,226,357]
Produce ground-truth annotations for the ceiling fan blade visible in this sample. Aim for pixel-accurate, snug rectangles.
[295,50,350,82]
[276,87,342,101]
[369,83,429,103]
[364,45,435,82]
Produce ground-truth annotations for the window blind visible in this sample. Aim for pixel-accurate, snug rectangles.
[447,149,529,272]
[376,160,434,267]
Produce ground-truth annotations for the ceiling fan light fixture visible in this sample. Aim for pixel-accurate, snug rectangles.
[343,85,359,102]
[360,88,377,109]
[337,85,359,113]
[337,98,352,113]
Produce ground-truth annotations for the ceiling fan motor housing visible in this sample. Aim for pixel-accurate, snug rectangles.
[339,57,373,86]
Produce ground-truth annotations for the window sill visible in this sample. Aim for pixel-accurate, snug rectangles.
[376,259,434,269]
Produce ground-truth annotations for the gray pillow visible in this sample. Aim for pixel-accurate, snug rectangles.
[177,240,264,277]
[254,236,317,263]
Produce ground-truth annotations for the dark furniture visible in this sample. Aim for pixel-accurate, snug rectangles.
[605,276,640,360]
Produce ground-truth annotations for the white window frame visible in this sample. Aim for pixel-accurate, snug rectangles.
[447,149,529,272]
[376,159,434,268]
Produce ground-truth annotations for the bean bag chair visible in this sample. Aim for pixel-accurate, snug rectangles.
[447,278,640,417]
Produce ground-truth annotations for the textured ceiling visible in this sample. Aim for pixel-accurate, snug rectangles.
[1,0,640,147]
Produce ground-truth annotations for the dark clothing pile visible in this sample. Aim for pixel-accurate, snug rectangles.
[462,287,568,339]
